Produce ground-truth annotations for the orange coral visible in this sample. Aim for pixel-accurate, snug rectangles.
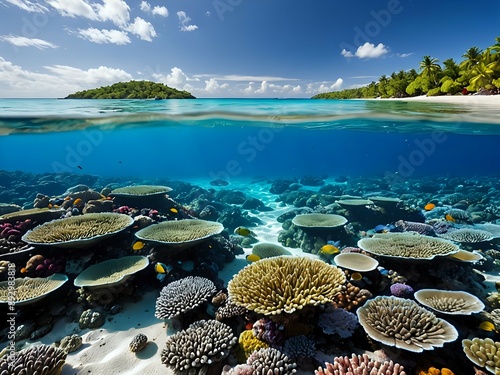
[419,367,454,375]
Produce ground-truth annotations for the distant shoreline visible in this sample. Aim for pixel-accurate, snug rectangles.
[363,94,500,105]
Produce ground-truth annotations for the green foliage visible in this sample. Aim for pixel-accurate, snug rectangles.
[65,80,195,99]
[313,36,500,99]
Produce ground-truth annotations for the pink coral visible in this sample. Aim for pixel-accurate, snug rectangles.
[316,354,406,375]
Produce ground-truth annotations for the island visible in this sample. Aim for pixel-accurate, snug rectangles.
[65,80,195,99]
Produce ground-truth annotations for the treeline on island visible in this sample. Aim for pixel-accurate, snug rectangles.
[313,37,500,99]
[65,80,195,99]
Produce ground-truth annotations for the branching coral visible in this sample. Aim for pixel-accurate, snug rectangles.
[462,337,500,374]
[318,306,358,338]
[228,256,346,315]
[160,319,237,374]
[315,354,406,375]
[155,276,216,319]
[0,344,67,375]
[246,348,297,375]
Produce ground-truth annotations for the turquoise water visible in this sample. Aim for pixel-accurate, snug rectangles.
[0,98,500,181]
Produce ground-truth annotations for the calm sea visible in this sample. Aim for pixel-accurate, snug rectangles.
[0,98,499,182]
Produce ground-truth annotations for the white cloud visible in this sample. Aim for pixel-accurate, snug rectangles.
[205,78,227,93]
[341,42,389,59]
[127,17,156,41]
[78,27,130,44]
[152,67,195,90]
[0,57,132,97]
[4,0,48,12]
[0,35,58,49]
[305,79,343,94]
[192,74,298,82]
[95,0,130,26]
[46,0,98,20]
[140,1,167,17]
[397,52,413,58]
[177,11,198,32]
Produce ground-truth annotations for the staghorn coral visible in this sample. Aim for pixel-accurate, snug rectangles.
[238,330,270,360]
[462,337,500,374]
[282,335,316,359]
[315,353,406,375]
[228,256,346,315]
[357,296,458,353]
[21,213,133,248]
[74,256,149,289]
[155,276,216,319]
[135,219,224,248]
[437,228,494,243]
[332,283,372,311]
[357,232,459,260]
[251,243,291,259]
[394,220,436,236]
[0,274,68,306]
[291,213,347,229]
[0,344,67,375]
[414,289,485,315]
[129,333,148,353]
[109,184,172,196]
[160,319,237,374]
[246,347,297,375]
[318,306,358,338]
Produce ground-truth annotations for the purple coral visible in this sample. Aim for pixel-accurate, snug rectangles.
[253,318,285,346]
[318,306,358,338]
[390,283,414,298]
[394,220,436,236]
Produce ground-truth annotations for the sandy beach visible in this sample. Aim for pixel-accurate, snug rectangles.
[370,94,500,105]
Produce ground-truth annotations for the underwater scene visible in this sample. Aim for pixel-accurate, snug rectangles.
[1,98,500,375]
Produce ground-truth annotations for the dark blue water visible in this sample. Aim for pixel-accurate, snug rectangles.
[1,98,499,182]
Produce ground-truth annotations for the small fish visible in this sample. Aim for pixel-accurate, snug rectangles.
[20,267,27,274]
[327,240,341,247]
[245,322,254,330]
[478,321,499,333]
[77,165,82,170]
[351,272,363,281]
[319,244,340,255]
[155,262,172,282]
[132,240,145,252]
[445,214,456,222]
[47,203,53,208]
[170,208,178,214]
[424,203,436,211]
[73,198,82,206]
[234,226,252,236]
[374,224,389,233]
[246,254,261,263]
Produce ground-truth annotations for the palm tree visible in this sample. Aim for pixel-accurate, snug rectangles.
[468,61,495,91]
[460,47,483,70]
[419,55,441,87]
[442,58,460,80]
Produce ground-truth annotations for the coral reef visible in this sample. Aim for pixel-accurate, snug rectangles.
[462,337,500,374]
[251,242,291,258]
[318,306,358,338]
[414,289,485,315]
[282,335,316,359]
[238,330,270,360]
[0,274,68,305]
[246,347,297,375]
[332,283,372,311]
[0,344,67,375]
[315,354,406,375]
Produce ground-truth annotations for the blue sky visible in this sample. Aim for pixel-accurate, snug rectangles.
[0,0,499,98]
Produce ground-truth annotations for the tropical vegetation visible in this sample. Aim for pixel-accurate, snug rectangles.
[313,37,500,99]
[65,80,195,99]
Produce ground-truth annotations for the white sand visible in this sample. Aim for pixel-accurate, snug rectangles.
[370,94,500,106]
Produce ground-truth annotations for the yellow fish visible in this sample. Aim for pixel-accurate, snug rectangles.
[132,241,145,251]
[319,244,340,255]
[351,272,363,281]
[155,262,172,282]
[478,321,498,333]
[170,208,178,214]
[73,198,82,206]
[246,254,261,263]
[234,226,252,236]
[445,214,456,222]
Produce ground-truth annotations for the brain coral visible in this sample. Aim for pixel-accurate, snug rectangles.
[155,276,217,319]
[228,256,346,315]
[161,319,237,374]
[357,232,459,260]
[135,219,224,248]
[0,344,67,375]
[356,296,458,353]
[0,274,68,306]
[21,213,134,248]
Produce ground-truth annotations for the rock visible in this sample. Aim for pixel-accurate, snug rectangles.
[110,305,122,315]
[15,321,36,341]
[30,323,52,340]
[241,197,266,210]
[129,333,148,352]
[59,334,83,353]
[79,308,105,329]
[269,179,296,195]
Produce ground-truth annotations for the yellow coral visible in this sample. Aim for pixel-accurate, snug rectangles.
[419,367,454,375]
[237,330,269,361]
